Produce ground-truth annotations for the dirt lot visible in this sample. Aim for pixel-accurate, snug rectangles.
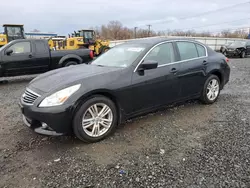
[0,58,250,188]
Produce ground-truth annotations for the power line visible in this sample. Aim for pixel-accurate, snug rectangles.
[150,1,250,25]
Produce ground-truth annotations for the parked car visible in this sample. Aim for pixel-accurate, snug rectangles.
[19,38,230,143]
[0,39,93,77]
[219,40,250,58]
[219,42,232,54]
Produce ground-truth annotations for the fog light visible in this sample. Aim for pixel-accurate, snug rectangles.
[42,122,48,129]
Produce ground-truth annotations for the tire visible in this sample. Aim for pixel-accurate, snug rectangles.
[200,75,221,104]
[100,46,110,54]
[73,95,118,143]
[223,51,227,56]
[64,61,78,67]
[240,51,246,58]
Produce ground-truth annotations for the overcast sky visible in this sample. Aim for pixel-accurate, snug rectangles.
[1,0,250,35]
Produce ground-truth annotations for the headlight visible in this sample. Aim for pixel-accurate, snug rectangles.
[39,84,81,107]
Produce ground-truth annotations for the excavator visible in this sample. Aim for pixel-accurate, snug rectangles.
[0,24,26,47]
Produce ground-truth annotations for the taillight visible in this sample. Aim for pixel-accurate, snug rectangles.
[89,50,94,59]
[225,57,229,63]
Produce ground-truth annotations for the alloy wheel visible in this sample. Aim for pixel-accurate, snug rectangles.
[82,103,113,137]
[206,79,219,101]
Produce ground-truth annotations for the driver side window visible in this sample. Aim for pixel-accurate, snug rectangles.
[7,42,31,54]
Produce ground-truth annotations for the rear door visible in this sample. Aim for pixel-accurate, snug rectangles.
[32,40,50,73]
[130,42,182,113]
[1,41,36,76]
[175,41,208,99]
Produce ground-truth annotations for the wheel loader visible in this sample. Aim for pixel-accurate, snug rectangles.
[67,29,110,56]
[0,24,26,47]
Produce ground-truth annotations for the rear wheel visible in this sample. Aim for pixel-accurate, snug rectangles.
[64,61,78,67]
[73,95,118,143]
[200,75,220,104]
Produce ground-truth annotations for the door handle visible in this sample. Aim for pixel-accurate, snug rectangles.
[29,54,33,58]
[170,68,178,74]
[202,60,208,65]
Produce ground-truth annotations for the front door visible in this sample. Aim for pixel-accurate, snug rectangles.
[130,42,181,113]
[246,41,250,55]
[175,41,208,99]
[1,41,36,76]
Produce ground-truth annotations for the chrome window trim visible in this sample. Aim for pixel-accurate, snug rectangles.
[133,39,208,72]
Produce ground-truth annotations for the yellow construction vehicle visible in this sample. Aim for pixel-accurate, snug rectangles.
[48,36,67,50]
[67,29,110,56]
[0,24,26,47]
[47,29,110,55]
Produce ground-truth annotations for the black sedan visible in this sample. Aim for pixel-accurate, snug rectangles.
[19,38,230,143]
[220,40,250,58]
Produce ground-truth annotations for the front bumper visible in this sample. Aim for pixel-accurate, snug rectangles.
[19,101,74,136]
[226,49,241,56]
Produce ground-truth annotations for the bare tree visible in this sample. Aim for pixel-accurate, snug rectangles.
[90,20,248,40]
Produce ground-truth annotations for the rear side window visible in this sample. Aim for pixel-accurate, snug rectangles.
[35,41,47,53]
[176,41,199,60]
[144,42,176,65]
[196,44,206,57]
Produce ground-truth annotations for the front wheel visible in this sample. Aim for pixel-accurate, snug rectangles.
[200,75,221,104]
[100,46,110,55]
[73,95,118,143]
[240,51,246,58]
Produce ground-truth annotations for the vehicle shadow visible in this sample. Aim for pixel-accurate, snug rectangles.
[24,99,201,147]
[12,98,215,167]
[227,56,249,59]
[0,75,38,85]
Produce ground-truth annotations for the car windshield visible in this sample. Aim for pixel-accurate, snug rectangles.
[228,41,246,47]
[91,43,148,68]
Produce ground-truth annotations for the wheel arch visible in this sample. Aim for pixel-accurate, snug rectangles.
[72,89,123,124]
[59,54,83,67]
[207,69,223,86]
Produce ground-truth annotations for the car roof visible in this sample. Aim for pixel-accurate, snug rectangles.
[123,37,205,46]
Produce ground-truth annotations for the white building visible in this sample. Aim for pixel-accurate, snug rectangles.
[25,32,58,39]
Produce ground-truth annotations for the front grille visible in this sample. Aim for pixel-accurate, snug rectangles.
[21,88,40,105]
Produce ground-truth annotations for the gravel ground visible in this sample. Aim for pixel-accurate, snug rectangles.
[0,58,250,188]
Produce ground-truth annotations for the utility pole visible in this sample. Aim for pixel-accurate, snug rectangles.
[134,27,138,38]
[147,24,151,37]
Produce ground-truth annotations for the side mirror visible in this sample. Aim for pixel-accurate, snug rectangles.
[6,49,13,55]
[138,60,158,71]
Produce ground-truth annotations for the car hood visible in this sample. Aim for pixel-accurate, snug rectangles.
[28,64,122,93]
[227,45,245,49]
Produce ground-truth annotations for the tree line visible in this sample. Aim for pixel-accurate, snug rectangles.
[91,21,249,40]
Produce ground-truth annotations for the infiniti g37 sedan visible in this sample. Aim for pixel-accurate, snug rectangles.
[19,38,230,143]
